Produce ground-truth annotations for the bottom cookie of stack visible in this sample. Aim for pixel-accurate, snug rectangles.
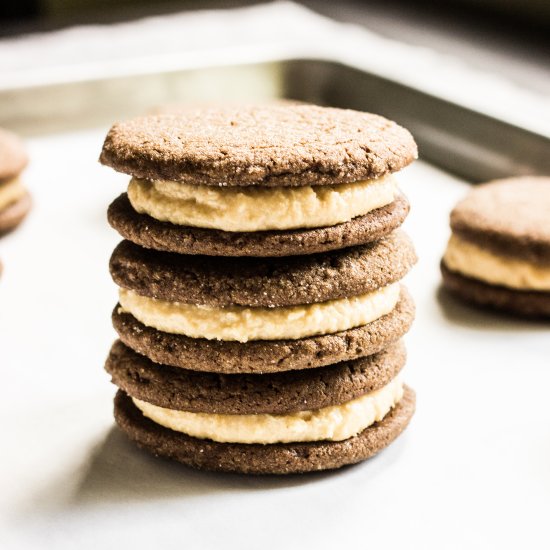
[107,341,415,474]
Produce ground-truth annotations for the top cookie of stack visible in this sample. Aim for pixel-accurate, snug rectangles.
[103,104,416,257]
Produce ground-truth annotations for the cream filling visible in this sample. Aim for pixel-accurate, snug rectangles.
[0,177,25,210]
[444,234,550,291]
[127,175,398,232]
[133,377,404,444]
[118,283,400,342]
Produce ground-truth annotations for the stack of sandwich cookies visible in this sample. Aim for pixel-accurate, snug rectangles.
[0,128,31,235]
[442,176,550,317]
[101,104,418,474]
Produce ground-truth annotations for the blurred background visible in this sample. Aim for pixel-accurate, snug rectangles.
[1,0,549,96]
[1,0,549,179]
[3,0,550,38]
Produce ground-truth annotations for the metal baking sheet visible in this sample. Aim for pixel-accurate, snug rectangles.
[2,57,549,550]
[2,57,550,181]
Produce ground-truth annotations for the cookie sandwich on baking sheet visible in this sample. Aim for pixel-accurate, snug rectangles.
[100,104,419,474]
[442,176,550,318]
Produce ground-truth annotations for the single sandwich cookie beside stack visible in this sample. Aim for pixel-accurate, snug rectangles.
[0,128,31,235]
[441,176,550,317]
[101,104,419,474]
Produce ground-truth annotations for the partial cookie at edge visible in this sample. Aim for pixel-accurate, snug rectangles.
[106,340,406,415]
[114,386,416,474]
[112,286,415,374]
[108,192,410,257]
[0,128,28,181]
[0,192,31,235]
[450,177,550,265]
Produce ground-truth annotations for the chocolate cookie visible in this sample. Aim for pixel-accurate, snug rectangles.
[100,105,417,187]
[0,128,28,181]
[0,191,31,235]
[107,192,410,257]
[450,176,550,265]
[114,387,415,474]
[112,286,414,374]
[441,262,550,317]
[442,176,550,317]
[106,340,406,415]
[110,230,416,307]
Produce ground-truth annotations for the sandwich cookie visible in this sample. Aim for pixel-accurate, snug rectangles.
[102,104,417,256]
[110,230,417,373]
[442,176,550,317]
[114,387,415,474]
[109,340,414,474]
[0,128,31,235]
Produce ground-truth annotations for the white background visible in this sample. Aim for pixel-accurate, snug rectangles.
[1,128,549,549]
